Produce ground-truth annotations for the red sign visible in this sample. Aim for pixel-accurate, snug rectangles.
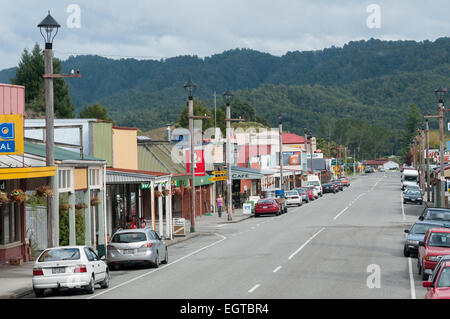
[186,150,205,176]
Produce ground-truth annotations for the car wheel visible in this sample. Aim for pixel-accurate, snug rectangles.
[85,276,95,294]
[100,270,110,289]
[255,213,259,218]
[34,288,45,298]
[154,252,160,268]
[403,246,410,257]
[107,263,116,271]
[403,200,406,204]
[161,248,168,264]
[419,201,423,205]
[418,260,422,275]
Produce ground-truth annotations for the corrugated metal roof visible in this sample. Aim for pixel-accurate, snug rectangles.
[24,142,103,162]
[106,169,156,184]
[138,142,186,175]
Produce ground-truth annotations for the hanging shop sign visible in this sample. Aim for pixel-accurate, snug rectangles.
[0,114,24,155]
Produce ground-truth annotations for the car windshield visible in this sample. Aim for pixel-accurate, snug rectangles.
[406,190,421,196]
[257,199,274,204]
[38,248,80,262]
[308,181,320,186]
[425,210,450,221]
[410,223,441,234]
[112,232,147,243]
[404,176,417,182]
[295,188,306,192]
[285,191,298,196]
[428,233,450,248]
[437,267,450,287]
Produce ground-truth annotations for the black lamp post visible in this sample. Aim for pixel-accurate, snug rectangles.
[184,79,197,231]
[278,114,283,190]
[435,87,448,208]
[38,11,60,248]
[307,129,314,174]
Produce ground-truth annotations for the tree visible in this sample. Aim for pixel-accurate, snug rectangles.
[79,102,113,122]
[398,104,422,158]
[11,43,75,118]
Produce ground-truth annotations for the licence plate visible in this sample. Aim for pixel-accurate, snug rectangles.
[52,267,65,274]
[263,206,268,209]
[411,199,415,201]
[123,249,134,255]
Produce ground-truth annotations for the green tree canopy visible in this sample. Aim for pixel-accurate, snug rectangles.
[79,102,113,123]
[11,43,75,118]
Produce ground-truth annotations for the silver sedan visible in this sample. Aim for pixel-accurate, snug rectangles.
[107,228,168,270]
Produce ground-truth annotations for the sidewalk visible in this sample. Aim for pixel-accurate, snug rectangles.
[0,208,253,299]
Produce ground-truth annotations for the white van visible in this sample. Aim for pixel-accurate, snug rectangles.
[401,169,419,191]
[303,175,323,197]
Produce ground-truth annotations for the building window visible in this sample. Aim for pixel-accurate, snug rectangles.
[59,168,73,192]
[0,203,21,245]
[89,168,102,189]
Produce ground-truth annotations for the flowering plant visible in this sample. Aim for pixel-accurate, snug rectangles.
[75,203,88,210]
[8,189,26,203]
[60,203,71,211]
[173,187,182,195]
[91,196,100,206]
[35,185,53,198]
[162,189,170,196]
[155,191,163,198]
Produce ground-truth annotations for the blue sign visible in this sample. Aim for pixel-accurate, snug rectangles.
[0,122,15,153]
[447,141,450,151]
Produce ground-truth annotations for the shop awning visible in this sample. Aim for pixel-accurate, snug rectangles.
[106,169,157,184]
[0,166,56,180]
[172,173,215,186]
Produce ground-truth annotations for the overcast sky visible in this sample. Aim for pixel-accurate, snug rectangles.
[0,0,449,70]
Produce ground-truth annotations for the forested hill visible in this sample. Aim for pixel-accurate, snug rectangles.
[1,37,450,136]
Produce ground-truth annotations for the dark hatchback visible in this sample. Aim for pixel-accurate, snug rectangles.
[322,183,337,193]
[404,221,447,257]
[403,189,423,205]
[419,207,450,227]
[331,180,344,191]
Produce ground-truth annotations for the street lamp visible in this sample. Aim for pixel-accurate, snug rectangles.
[38,11,60,248]
[278,114,284,190]
[184,79,197,232]
[436,87,448,208]
[307,129,314,174]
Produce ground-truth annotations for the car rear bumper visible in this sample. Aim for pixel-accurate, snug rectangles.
[255,208,279,214]
[32,273,91,289]
[107,249,154,263]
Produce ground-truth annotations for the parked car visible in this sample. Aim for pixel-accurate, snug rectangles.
[261,188,288,214]
[423,258,450,299]
[419,207,450,227]
[254,198,282,217]
[32,246,109,297]
[423,255,450,283]
[403,184,422,194]
[306,188,315,200]
[403,189,423,205]
[322,183,337,194]
[418,228,450,280]
[331,180,344,191]
[107,228,168,270]
[404,221,447,257]
[285,190,302,207]
[294,188,310,203]
[306,186,319,199]
[339,177,350,187]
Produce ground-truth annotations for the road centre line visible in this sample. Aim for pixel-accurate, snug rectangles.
[273,266,282,273]
[248,284,261,293]
[288,227,326,260]
[88,233,227,299]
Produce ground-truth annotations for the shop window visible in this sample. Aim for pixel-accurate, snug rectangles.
[89,168,102,189]
[0,203,21,245]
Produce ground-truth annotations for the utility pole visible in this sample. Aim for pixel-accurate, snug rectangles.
[426,119,430,202]
[278,115,284,190]
[188,91,196,232]
[224,90,243,221]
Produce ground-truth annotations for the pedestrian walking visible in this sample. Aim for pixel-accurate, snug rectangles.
[216,194,223,217]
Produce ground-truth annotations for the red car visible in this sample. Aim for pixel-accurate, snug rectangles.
[423,259,450,299]
[306,188,314,200]
[418,228,450,280]
[254,198,282,217]
[339,177,350,187]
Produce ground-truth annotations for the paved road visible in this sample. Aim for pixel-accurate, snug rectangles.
[27,171,428,299]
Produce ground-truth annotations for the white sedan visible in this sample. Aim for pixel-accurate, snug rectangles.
[285,190,303,206]
[32,246,109,297]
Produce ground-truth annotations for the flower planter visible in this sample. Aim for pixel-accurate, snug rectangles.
[8,189,26,204]
[35,185,53,198]
[91,197,100,206]
[0,192,9,205]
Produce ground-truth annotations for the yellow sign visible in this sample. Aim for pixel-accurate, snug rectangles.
[212,171,227,175]
[209,176,228,182]
[333,166,340,172]
[0,114,24,155]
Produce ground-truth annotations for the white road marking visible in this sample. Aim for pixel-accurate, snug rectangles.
[273,266,282,273]
[408,257,416,299]
[288,227,326,260]
[401,192,405,221]
[248,284,260,293]
[333,206,349,220]
[88,233,227,299]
